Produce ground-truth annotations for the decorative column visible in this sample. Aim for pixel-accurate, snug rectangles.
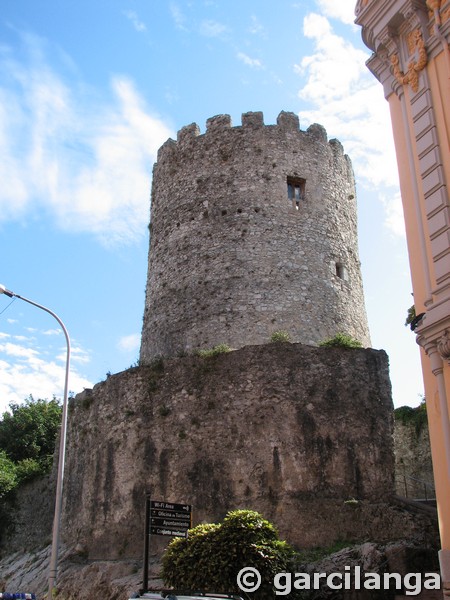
[355,0,450,594]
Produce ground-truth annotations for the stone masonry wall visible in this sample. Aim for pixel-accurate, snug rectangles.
[60,343,410,561]
[394,417,434,499]
[140,112,371,363]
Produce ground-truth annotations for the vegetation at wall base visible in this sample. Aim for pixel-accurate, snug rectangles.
[161,509,300,599]
[319,333,363,348]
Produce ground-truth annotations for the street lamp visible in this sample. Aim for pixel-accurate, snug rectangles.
[0,284,71,598]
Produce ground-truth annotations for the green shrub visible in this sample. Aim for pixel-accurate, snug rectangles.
[270,330,291,343]
[0,450,17,499]
[394,400,427,435]
[319,333,362,348]
[196,344,232,358]
[15,457,50,484]
[161,509,298,599]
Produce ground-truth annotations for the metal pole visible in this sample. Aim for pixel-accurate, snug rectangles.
[142,494,151,594]
[0,285,71,598]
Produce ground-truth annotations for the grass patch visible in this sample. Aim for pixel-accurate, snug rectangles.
[196,343,232,358]
[270,330,291,343]
[319,333,362,348]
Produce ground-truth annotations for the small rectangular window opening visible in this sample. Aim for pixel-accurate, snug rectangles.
[287,177,306,210]
[336,263,349,281]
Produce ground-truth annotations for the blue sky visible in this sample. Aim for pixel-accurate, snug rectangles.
[0,0,424,411]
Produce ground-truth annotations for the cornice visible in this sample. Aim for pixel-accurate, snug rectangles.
[416,297,450,365]
[355,0,450,96]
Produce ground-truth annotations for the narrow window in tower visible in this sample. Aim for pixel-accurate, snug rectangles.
[336,263,349,281]
[287,177,306,210]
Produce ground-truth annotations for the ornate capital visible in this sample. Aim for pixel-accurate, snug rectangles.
[390,29,428,92]
[437,330,450,363]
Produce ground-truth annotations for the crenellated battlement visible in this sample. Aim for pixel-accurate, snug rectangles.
[157,111,341,163]
[141,109,370,362]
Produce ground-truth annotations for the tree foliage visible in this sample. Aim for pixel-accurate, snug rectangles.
[0,396,62,463]
[161,509,298,599]
[0,450,17,499]
[0,396,61,499]
[394,399,428,435]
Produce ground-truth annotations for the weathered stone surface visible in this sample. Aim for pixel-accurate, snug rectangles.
[0,339,439,597]
[394,418,434,499]
[59,343,400,561]
[140,112,371,363]
[0,112,438,600]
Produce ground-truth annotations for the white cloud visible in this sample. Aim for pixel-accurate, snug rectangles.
[199,19,228,38]
[237,52,263,69]
[57,344,91,365]
[296,14,368,102]
[381,191,407,237]
[170,3,188,31]
[123,10,147,32]
[315,0,358,26]
[296,13,401,212]
[117,333,140,353]
[0,337,92,412]
[0,341,39,359]
[248,15,265,36]
[0,34,173,246]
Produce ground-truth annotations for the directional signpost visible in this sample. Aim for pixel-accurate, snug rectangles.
[142,497,192,593]
[149,500,192,537]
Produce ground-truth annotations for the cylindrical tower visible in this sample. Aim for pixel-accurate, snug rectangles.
[140,111,371,362]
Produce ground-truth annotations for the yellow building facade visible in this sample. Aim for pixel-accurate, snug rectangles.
[355,0,450,593]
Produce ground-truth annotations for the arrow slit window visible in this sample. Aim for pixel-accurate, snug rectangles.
[287,177,306,210]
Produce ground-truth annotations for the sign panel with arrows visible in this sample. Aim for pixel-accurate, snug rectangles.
[149,500,192,538]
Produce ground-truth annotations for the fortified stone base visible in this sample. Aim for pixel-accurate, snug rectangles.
[59,343,435,559]
[0,344,439,598]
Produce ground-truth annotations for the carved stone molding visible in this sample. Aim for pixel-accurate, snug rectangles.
[355,0,372,18]
[426,0,442,11]
[390,29,428,91]
[438,330,450,363]
[427,0,450,28]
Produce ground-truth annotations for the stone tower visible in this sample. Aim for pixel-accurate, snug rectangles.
[140,111,371,363]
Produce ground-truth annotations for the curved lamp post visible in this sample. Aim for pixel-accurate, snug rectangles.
[0,284,71,598]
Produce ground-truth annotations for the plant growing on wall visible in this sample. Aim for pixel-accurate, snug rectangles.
[394,398,428,435]
[319,333,362,348]
[196,343,232,358]
[270,330,291,343]
[161,509,298,599]
[404,305,416,327]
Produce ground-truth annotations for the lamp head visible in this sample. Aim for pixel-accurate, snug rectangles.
[0,284,14,298]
